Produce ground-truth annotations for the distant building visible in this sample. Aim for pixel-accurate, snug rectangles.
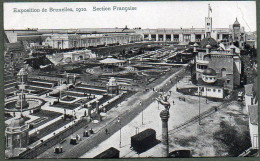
[195,45,241,90]
[4,18,247,49]
[5,116,29,158]
[4,41,28,78]
[197,68,224,98]
[245,31,257,48]
[46,49,95,65]
[244,78,258,155]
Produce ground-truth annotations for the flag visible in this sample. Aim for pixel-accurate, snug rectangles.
[209,4,212,13]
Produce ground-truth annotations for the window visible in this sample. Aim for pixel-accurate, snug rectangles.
[227,80,230,84]
[221,68,227,77]
[213,89,216,92]
[218,89,221,93]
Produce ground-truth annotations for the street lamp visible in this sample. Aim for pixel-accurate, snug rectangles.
[140,101,144,125]
[117,116,122,148]
[198,87,202,125]
[206,87,208,104]
[59,79,62,99]
[135,127,139,134]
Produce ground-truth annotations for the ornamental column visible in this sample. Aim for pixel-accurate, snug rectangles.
[160,109,170,157]
[157,93,172,158]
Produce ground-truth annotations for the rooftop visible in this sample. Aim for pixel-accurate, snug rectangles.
[197,78,224,87]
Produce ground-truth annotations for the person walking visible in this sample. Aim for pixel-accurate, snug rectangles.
[105,128,108,135]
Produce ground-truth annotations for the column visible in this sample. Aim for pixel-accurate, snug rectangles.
[148,34,152,41]
[191,33,196,42]
[179,33,183,42]
[156,34,159,41]
[201,34,205,40]
[160,110,170,157]
[171,34,174,41]
[220,34,223,41]
[163,34,166,42]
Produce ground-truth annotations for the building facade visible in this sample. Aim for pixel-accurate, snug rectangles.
[41,33,143,49]
[195,46,241,90]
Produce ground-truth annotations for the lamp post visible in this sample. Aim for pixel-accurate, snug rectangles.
[206,87,208,104]
[59,79,62,99]
[198,87,201,125]
[140,101,144,125]
[117,116,121,148]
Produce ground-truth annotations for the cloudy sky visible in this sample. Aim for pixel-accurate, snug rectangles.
[4,1,257,31]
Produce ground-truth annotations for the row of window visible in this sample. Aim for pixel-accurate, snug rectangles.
[205,77,215,81]
[206,88,221,93]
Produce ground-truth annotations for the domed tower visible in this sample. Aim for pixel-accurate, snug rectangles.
[205,4,213,38]
[106,77,119,96]
[5,116,29,157]
[15,68,29,110]
[202,68,217,83]
[232,18,241,43]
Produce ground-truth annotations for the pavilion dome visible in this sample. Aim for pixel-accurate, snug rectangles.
[17,68,28,76]
[8,117,26,128]
[99,56,125,64]
[200,38,218,48]
[203,68,216,76]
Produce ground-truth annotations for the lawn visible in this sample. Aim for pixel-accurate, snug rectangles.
[31,110,62,128]
[51,102,80,110]
[29,119,72,145]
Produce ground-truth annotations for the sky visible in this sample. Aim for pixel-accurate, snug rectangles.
[4,1,257,32]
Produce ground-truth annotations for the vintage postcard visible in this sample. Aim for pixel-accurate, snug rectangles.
[3,1,258,159]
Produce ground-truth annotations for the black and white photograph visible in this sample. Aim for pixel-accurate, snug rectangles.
[3,1,258,159]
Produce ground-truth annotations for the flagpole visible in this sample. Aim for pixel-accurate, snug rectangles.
[208,4,210,18]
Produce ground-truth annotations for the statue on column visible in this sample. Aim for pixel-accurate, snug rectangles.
[157,92,171,111]
[156,92,172,158]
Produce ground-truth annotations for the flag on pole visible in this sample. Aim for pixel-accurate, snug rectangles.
[209,4,212,13]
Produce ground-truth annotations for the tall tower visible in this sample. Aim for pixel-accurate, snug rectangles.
[205,4,212,38]
[15,68,29,110]
[157,93,171,157]
[232,18,241,44]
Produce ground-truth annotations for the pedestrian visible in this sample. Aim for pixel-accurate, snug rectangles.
[105,128,108,135]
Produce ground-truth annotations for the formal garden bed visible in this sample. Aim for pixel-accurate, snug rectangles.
[51,102,80,110]
[29,118,72,144]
